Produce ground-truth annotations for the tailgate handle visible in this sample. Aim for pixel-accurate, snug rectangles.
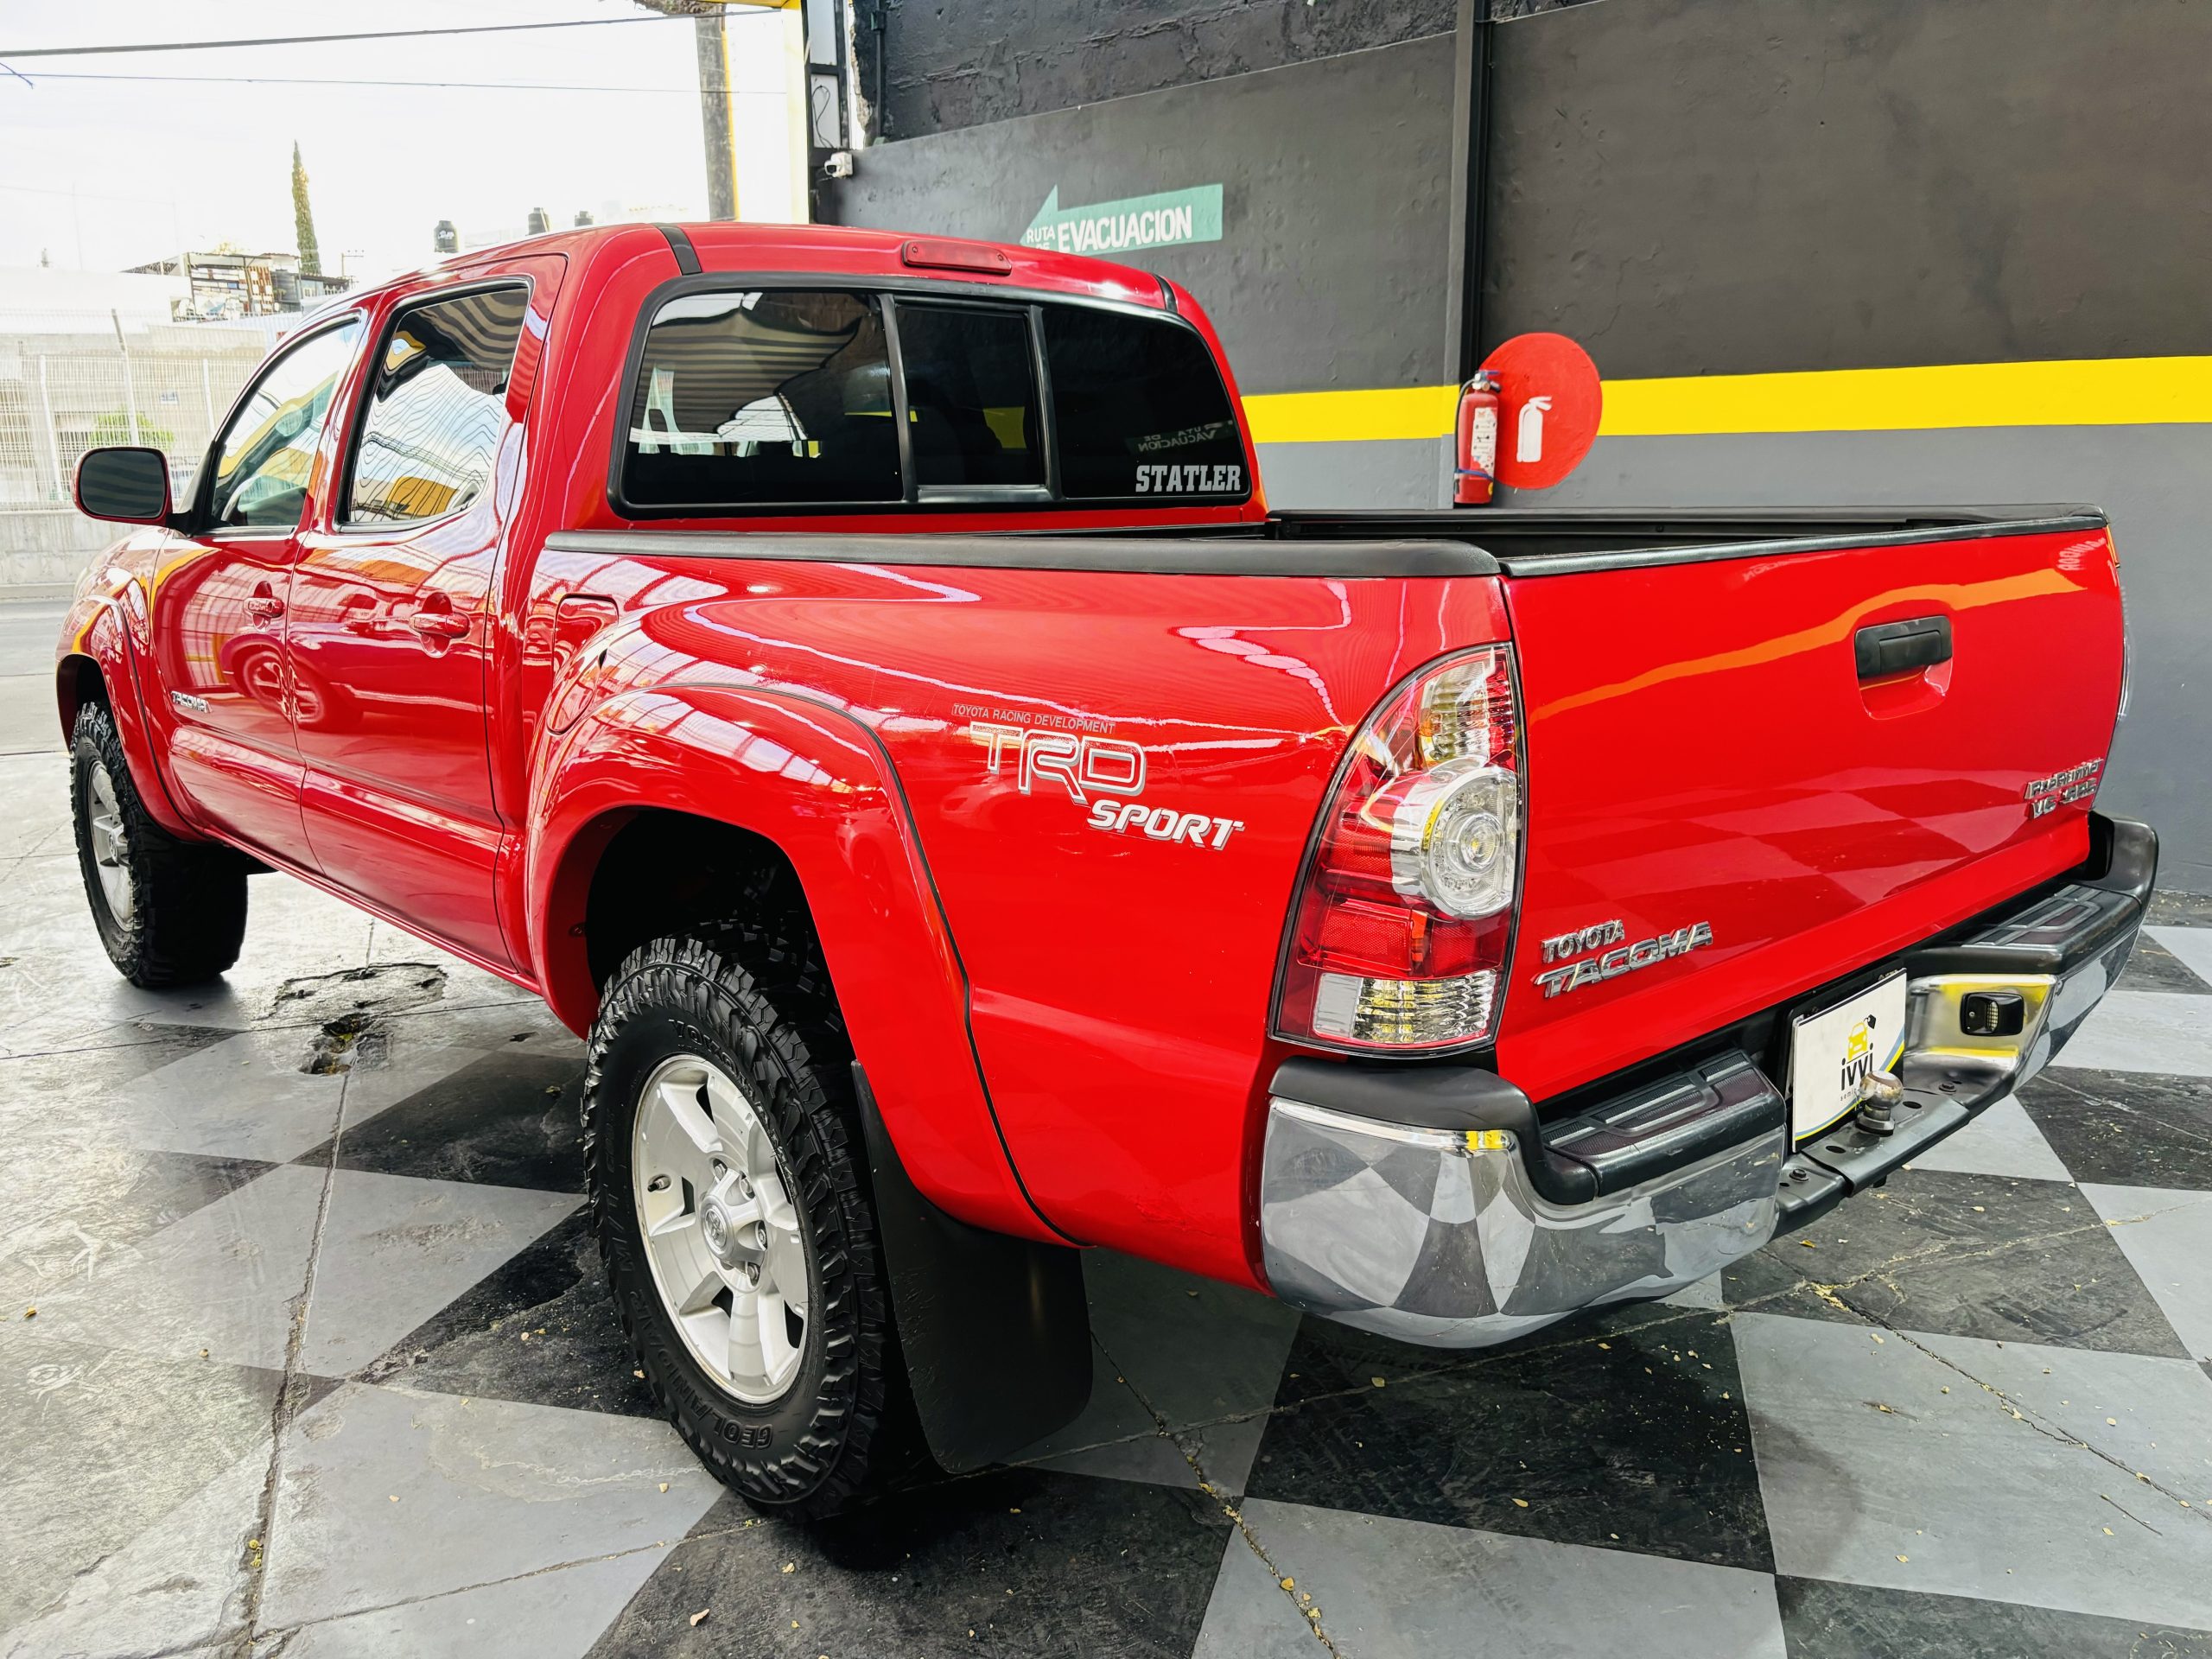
[1854,615,1952,680]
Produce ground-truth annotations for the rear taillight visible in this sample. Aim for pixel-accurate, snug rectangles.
[1273,646,1522,1054]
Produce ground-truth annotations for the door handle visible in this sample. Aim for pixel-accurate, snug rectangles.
[1854,615,1952,680]
[244,588,284,622]
[410,609,471,639]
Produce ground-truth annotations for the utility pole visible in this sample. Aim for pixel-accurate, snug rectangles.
[635,0,842,224]
[635,1,745,220]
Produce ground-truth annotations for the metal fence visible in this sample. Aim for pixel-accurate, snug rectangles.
[0,310,284,511]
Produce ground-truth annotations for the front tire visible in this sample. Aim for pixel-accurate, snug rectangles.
[584,929,903,1516]
[69,702,248,988]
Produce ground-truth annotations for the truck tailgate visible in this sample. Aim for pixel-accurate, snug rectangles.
[1492,518,2125,1103]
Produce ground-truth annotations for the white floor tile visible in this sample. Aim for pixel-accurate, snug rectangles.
[1735,1312,2212,1628]
[1906,1095,2074,1182]
[259,1383,720,1630]
[1194,1501,1786,1658]
[2082,1182,2212,1362]
[2056,993,2212,1077]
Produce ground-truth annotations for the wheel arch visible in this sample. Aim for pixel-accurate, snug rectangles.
[529,682,1058,1243]
[55,597,199,839]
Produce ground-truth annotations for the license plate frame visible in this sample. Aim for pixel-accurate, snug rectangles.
[1787,972,1909,1144]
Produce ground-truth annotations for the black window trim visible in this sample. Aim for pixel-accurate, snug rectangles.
[189,308,370,538]
[605,270,1252,521]
[330,275,536,539]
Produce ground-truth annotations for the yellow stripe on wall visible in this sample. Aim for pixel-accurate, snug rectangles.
[1241,384,1460,445]
[1242,356,2212,445]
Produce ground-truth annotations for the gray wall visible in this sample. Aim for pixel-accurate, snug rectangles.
[1483,0,2212,372]
[1486,0,2212,891]
[855,0,1453,139]
[824,36,1459,399]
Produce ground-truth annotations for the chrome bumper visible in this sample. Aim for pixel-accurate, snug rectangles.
[1259,815,2155,1350]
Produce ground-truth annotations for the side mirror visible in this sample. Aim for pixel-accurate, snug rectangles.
[75,446,174,525]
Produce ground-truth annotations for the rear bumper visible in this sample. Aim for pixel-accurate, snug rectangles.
[1258,814,2156,1349]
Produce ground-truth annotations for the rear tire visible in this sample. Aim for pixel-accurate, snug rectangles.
[69,702,248,988]
[584,924,906,1517]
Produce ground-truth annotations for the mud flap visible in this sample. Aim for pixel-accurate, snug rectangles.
[854,1065,1092,1473]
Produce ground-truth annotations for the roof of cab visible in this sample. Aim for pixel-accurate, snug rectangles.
[423,220,1171,314]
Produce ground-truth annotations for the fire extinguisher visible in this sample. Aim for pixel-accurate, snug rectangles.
[1454,370,1501,506]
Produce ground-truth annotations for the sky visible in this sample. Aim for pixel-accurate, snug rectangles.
[0,1,803,285]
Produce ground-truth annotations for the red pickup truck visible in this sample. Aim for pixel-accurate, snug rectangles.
[56,222,2149,1516]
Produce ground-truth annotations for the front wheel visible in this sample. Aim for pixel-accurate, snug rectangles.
[70,702,248,988]
[583,930,905,1516]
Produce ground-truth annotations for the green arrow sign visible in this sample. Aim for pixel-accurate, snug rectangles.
[1020,183,1224,256]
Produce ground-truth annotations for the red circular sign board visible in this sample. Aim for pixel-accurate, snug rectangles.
[1478,333,1602,491]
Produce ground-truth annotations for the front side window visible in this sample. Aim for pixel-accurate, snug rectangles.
[1042,306,1247,500]
[346,286,529,525]
[893,302,1044,491]
[206,321,364,529]
[622,289,900,508]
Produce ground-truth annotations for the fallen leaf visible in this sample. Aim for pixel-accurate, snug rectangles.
[1897,1554,1909,1563]
[1511,1497,1529,1509]
[388,1495,398,1503]
[22,1308,32,1319]
[690,1611,709,1628]
[2103,1527,2115,1536]
[1800,1239,1817,1249]
[659,1483,669,1493]
[1371,1376,1387,1388]
[1281,1578,1294,1590]
[782,1562,797,1574]
[2108,1418,2120,1426]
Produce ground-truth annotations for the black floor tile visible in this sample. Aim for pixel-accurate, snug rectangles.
[310,1051,584,1191]
[1778,1575,2212,1657]
[2018,1067,2212,1188]
[1724,1167,2189,1357]
[354,1211,656,1416]
[1246,1305,1772,1571]
[2115,932,2212,994]
[587,1473,1232,1659]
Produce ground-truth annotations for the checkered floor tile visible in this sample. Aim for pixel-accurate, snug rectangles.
[3,736,2211,1657]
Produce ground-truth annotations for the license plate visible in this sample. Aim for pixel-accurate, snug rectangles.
[1788,972,1908,1143]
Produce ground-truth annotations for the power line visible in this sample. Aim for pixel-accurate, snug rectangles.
[0,13,685,61]
[5,69,733,94]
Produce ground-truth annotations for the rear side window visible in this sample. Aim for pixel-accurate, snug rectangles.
[1043,306,1246,500]
[893,302,1045,492]
[345,286,528,525]
[622,289,900,508]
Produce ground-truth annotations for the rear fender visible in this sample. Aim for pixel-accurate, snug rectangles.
[529,680,1058,1243]
[56,582,198,840]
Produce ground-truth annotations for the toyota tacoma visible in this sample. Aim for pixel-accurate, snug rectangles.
[54,221,2149,1514]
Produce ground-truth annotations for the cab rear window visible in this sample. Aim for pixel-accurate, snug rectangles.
[621,289,901,509]
[1041,306,1246,501]
[615,288,1248,512]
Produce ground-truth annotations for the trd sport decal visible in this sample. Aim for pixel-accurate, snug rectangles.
[1133,463,1242,494]
[968,721,1244,850]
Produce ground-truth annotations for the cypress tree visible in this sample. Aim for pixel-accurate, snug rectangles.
[291,142,321,277]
